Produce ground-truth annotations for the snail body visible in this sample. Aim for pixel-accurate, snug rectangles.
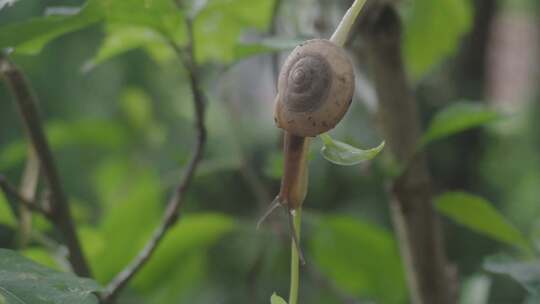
[274,39,355,137]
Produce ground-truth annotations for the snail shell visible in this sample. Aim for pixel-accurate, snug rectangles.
[274,39,355,137]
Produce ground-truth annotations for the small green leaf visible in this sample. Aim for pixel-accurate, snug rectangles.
[0,0,103,54]
[404,0,473,77]
[320,134,384,166]
[421,101,500,146]
[484,255,540,295]
[270,293,288,304]
[435,192,531,253]
[0,249,101,304]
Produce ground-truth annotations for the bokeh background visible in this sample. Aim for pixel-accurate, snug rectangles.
[1,0,540,303]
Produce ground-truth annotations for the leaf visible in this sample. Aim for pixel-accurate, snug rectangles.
[435,192,531,253]
[102,0,187,42]
[0,191,16,227]
[403,0,473,77]
[0,119,129,170]
[0,249,101,304]
[421,101,500,146]
[484,255,540,295]
[310,215,406,303]
[526,295,540,304]
[0,0,103,54]
[85,24,174,70]
[91,162,162,282]
[234,37,302,61]
[320,134,384,166]
[0,0,18,11]
[132,213,235,290]
[20,248,61,271]
[138,252,206,303]
[459,274,491,304]
[270,293,288,304]
[85,0,188,67]
[193,0,275,63]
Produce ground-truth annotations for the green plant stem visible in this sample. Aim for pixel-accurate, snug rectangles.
[330,0,367,47]
[288,208,302,304]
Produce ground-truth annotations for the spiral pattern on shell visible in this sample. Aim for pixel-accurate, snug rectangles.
[274,39,355,137]
[283,54,332,113]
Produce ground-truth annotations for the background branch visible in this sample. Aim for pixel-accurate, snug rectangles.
[17,147,40,246]
[101,20,207,303]
[0,175,48,216]
[0,54,91,277]
[358,3,457,304]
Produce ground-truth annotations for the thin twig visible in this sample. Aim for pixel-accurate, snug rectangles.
[17,147,40,246]
[0,175,49,217]
[101,20,207,303]
[0,54,91,277]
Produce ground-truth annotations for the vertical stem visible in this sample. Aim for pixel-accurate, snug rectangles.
[0,54,91,277]
[330,0,368,46]
[359,4,456,303]
[278,133,309,303]
[289,208,302,304]
[17,147,39,247]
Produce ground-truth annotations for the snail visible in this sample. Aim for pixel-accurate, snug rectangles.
[274,39,355,138]
[259,39,355,262]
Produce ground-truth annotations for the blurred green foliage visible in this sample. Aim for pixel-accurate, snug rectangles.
[0,0,539,304]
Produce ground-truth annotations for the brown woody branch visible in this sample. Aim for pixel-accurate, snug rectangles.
[101,20,207,303]
[0,175,49,217]
[0,53,91,277]
[357,3,457,304]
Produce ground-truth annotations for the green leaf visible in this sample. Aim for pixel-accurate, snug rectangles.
[403,0,473,77]
[435,192,531,253]
[484,255,540,295]
[0,249,101,304]
[102,0,187,42]
[310,215,406,303]
[320,134,384,166]
[0,191,16,227]
[194,0,275,63]
[0,0,19,11]
[86,0,188,67]
[270,293,288,304]
[20,248,61,271]
[459,274,491,304]
[0,119,129,170]
[421,102,500,146]
[132,213,235,290]
[0,0,103,54]
[138,252,205,303]
[85,24,173,69]
[91,162,162,282]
